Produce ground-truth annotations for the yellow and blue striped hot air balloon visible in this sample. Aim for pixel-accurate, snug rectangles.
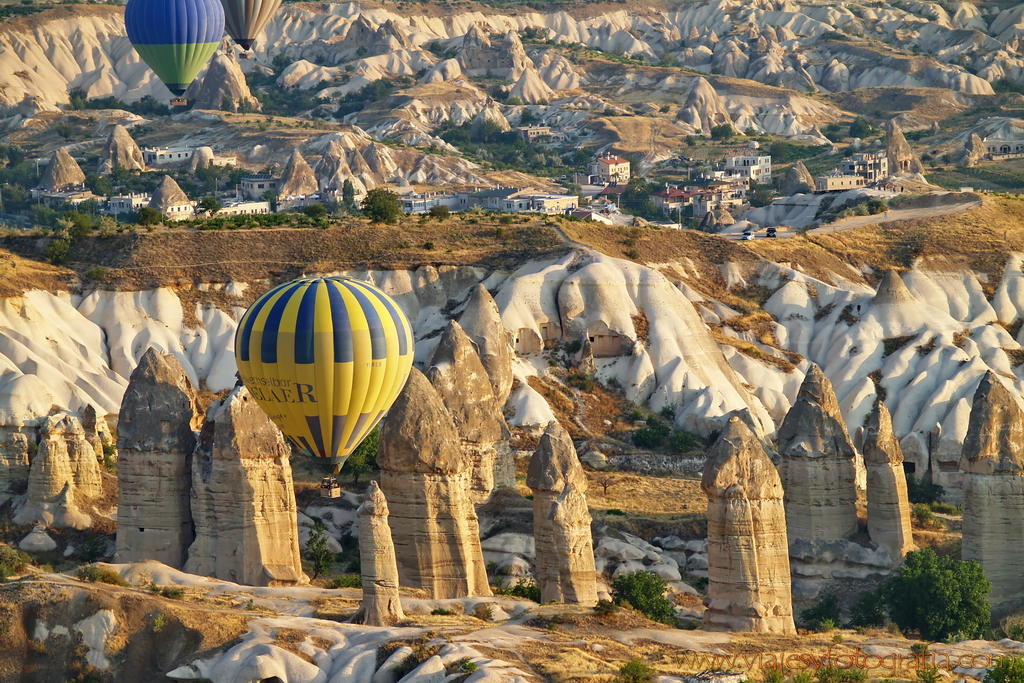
[235,276,414,473]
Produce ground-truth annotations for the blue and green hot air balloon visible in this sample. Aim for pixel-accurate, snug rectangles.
[125,0,225,97]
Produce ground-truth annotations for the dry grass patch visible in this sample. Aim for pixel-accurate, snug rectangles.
[586,471,705,518]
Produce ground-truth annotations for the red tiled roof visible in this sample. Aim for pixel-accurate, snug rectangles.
[598,155,629,165]
[599,184,629,195]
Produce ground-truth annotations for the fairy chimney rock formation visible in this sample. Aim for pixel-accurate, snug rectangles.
[187,52,260,112]
[781,161,814,195]
[777,364,859,545]
[316,139,354,192]
[702,416,795,633]
[677,77,731,135]
[38,147,86,191]
[81,404,113,463]
[960,371,1024,605]
[184,385,307,587]
[14,412,101,530]
[958,133,986,168]
[458,284,515,405]
[863,402,915,560]
[149,175,191,215]
[97,125,145,174]
[377,368,491,599]
[115,349,200,569]
[278,149,319,198]
[357,481,405,626]
[427,320,511,502]
[885,120,925,176]
[526,421,599,606]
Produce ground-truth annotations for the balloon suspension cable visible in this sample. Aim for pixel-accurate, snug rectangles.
[332,462,342,476]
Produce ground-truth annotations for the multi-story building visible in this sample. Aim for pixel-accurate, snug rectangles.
[240,174,281,200]
[840,152,888,182]
[724,155,772,183]
[649,187,693,211]
[588,153,631,184]
[814,171,866,192]
[469,187,578,213]
[106,193,150,215]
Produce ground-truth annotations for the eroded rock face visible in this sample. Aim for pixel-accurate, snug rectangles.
[14,412,101,530]
[315,139,353,192]
[702,416,795,633]
[960,371,1024,605]
[885,120,925,176]
[97,125,145,174]
[427,321,510,503]
[676,77,731,135]
[781,161,813,195]
[357,481,404,626]
[863,402,915,560]
[459,284,514,406]
[115,349,200,569]
[377,369,491,598]
[185,385,306,587]
[81,404,113,464]
[777,364,859,545]
[526,421,598,606]
[278,148,319,198]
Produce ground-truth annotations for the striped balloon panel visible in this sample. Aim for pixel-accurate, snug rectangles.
[235,276,414,465]
[124,0,225,95]
[220,0,283,49]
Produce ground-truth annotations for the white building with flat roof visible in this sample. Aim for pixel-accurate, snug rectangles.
[724,155,772,183]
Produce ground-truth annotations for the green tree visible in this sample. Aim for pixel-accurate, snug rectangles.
[112,163,130,183]
[342,179,356,211]
[849,116,874,139]
[611,571,676,624]
[801,593,841,631]
[220,95,235,112]
[343,426,379,484]
[306,526,334,579]
[361,188,402,223]
[136,206,162,225]
[846,588,886,628]
[427,204,450,219]
[710,123,735,140]
[55,121,75,140]
[878,548,990,641]
[200,196,222,215]
[304,203,327,219]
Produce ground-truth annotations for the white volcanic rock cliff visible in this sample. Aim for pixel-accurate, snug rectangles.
[97,124,145,174]
[862,401,915,560]
[356,481,405,626]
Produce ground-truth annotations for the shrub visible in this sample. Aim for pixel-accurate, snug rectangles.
[45,239,70,264]
[594,599,619,617]
[431,607,455,615]
[801,593,841,631]
[633,423,670,448]
[985,657,1024,683]
[816,666,867,683]
[499,215,513,225]
[611,571,676,625]
[907,476,944,505]
[710,124,735,140]
[86,267,109,281]
[460,660,478,674]
[155,585,184,599]
[918,667,943,683]
[306,528,334,579]
[847,589,886,628]
[342,425,379,483]
[878,548,990,641]
[493,578,542,602]
[77,565,130,587]
[472,604,494,621]
[929,502,961,515]
[911,504,943,529]
[668,431,697,453]
[0,545,29,580]
[428,204,450,219]
[1004,618,1024,642]
[326,575,361,589]
[616,657,657,683]
[606,509,627,516]
[423,241,435,250]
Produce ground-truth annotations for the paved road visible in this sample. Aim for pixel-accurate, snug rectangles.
[725,199,982,241]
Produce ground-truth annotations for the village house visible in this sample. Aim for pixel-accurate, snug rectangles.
[840,152,888,182]
[240,174,281,200]
[724,155,772,183]
[105,193,150,216]
[588,153,631,184]
[470,187,578,213]
[814,170,866,192]
[649,187,693,211]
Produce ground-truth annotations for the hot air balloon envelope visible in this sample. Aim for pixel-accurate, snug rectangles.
[125,0,225,96]
[220,0,283,50]
[235,276,414,471]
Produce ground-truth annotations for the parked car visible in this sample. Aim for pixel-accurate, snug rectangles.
[766,227,777,238]
[741,232,756,240]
